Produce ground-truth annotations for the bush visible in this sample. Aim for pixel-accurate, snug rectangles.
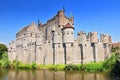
[18,63,31,69]
[82,62,104,72]
[0,44,7,59]
[1,52,8,60]
[48,64,66,71]
[64,64,79,70]
[103,53,118,71]
[3,60,11,69]
[32,62,36,69]
[55,64,66,70]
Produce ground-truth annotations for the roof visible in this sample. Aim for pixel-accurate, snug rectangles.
[112,42,120,48]
[63,23,74,29]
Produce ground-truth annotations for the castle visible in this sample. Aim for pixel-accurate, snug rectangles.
[8,10,112,65]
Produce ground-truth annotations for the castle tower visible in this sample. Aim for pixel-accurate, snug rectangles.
[36,32,44,64]
[69,16,74,25]
[8,41,16,62]
[62,23,74,64]
[90,32,98,62]
[100,34,110,59]
[90,32,98,43]
[52,31,64,64]
[58,10,64,27]
[77,31,87,64]
[77,31,87,44]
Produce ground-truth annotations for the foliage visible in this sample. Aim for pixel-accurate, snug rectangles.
[0,44,8,59]
[112,46,120,53]
[103,53,118,71]
[1,52,8,60]
[32,62,36,69]
[3,60,11,69]
[18,63,32,69]
[48,64,66,71]
[64,64,81,70]
[0,52,118,72]
[109,60,120,79]
[108,53,120,79]
[82,62,104,72]
[64,64,74,70]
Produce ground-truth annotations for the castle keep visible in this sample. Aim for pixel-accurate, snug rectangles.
[8,10,112,64]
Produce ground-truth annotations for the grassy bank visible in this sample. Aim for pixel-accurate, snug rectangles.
[0,53,118,72]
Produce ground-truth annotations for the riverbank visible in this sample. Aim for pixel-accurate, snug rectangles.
[0,53,118,72]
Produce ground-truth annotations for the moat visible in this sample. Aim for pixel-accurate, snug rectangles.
[0,69,111,80]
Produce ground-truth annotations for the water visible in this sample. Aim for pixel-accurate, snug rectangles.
[0,69,110,80]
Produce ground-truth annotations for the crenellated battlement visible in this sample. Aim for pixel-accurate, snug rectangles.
[8,10,112,64]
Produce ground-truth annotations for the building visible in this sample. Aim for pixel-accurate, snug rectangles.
[112,42,120,48]
[8,10,112,65]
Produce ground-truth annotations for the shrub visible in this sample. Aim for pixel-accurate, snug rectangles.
[0,44,7,59]
[64,64,78,70]
[83,62,104,72]
[103,53,118,71]
[3,60,11,69]
[32,62,36,69]
[76,64,82,70]
[48,64,66,71]
[55,64,66,70]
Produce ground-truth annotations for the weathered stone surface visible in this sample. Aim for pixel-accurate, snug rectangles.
[8,10,112,64]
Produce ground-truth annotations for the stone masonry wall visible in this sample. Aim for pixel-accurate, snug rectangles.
[8,10,112,65]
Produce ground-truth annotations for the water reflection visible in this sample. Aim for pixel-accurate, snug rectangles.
[0,69,110,80]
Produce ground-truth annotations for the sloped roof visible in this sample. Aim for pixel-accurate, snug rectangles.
[63,23,74,29]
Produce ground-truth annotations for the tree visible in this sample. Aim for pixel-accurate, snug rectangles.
[112,46,120,53]
[0,43,8,59]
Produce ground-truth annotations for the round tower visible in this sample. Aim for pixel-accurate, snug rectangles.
[90,32,98,43]
[62,23,74,43]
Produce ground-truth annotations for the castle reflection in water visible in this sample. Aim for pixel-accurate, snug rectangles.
[1,70,109,80]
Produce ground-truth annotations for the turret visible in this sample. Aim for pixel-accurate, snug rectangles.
[100,34,109,44]
[77,31,87,44]
[108,36,112,44]
[8,41,16,61]
[58,10,64,27]
[90,32,98,43]
[69,16,74,25]
[62,23,74,43]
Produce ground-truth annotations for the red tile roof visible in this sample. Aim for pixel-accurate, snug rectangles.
[63,23,74,29]
[112,42,120,48]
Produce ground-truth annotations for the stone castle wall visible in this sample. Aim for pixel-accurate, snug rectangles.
[8,10,112,64]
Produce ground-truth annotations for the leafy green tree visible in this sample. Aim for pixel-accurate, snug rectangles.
[112,46,120,53]
[0,43,8,59]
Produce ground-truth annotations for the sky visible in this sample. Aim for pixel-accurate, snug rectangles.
[0,0,120,45]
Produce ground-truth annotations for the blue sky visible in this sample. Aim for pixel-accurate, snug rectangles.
[0,0,120,45]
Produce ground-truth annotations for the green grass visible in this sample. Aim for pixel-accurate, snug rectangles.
[82,62,104,72]
[0,53,118,72]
